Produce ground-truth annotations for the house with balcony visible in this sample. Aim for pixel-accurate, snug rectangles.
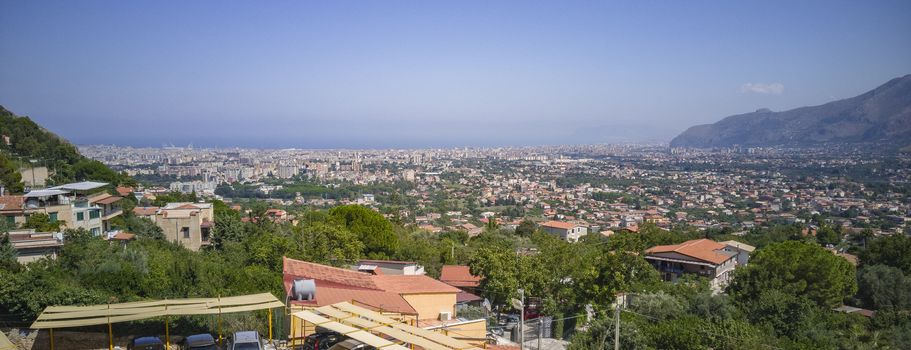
[644,238,738,291]
[2,181,123,236]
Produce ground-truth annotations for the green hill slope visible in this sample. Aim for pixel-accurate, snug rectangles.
[0,105,133,193]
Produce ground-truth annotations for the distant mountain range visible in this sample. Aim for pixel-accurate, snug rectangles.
[670,75,911,149]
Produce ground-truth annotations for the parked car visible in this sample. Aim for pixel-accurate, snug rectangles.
[327,339,376,350]
[300,331,343,350]
[228,331,274,350]
[127,336,164,350]
[181,333,218,350]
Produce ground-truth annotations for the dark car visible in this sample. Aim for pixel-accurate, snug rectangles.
[127,336,164,350]
[300,331,343,350]
[326,339,376,350]
[181,333,218,350]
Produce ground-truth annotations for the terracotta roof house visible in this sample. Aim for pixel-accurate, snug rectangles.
[440,265,481,289]
[644,239,738,291]
[283,257,460,322]
[7,229,63,264]
[541,220,587,242]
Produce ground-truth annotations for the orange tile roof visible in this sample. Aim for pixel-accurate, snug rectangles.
[115,186,133,196]
[283,257,459,315]
[645,239,734,265]
[541,220,575,230]
[132,207,160,216]
[372,275,461,294]
[439,265,481,288]
[0,195,23,211]
[285,280,416,314]
[283,257,378,290]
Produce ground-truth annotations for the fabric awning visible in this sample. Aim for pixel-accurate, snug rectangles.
[30,293,283,329]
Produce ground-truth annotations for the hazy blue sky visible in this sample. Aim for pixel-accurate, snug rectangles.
[2,1,910,148]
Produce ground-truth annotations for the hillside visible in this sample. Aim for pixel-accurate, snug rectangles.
[0,105,133,193]
[670,75,911,148]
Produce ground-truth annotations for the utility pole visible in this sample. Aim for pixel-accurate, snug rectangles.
[518,288,525,350]
[613,294,621,350]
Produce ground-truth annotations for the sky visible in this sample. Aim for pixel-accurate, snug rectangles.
[1,1,910,149]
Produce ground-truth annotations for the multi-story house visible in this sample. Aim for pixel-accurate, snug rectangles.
[644,238,739,291]
[133,202,214,251]
[541,220,587,242]
[2,181,123,236]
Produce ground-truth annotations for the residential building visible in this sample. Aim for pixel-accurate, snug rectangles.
[133,202,214,251]
[541,220,587,242]
[644,238,738,291]
[2,181,123,236]
[7,229,63,264]
[720,240,755,266]
[283,257,485,344]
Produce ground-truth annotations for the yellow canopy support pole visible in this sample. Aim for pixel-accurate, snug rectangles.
[268,308,273,342]
[49,328,54,350]
[217,295,223,348]
[165,316,170,349]
[165,303,170,349]
[108,319,113,350]
[300,317,306,347]
[108,303,113,350]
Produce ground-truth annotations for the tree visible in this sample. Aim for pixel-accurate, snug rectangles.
[739,289,815,338]
[0,152,24,194]
[631,291,684,321]
[816,225,840,246]
[22,213,64,232]
[515,220,536,237]
[297,223,363,267]
[0,231,20,271]
[856,264,911,310]
[728,241,857,308]
[859,234,911,275]
[329,205,398,259]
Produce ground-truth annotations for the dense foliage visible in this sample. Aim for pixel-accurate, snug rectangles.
[0,105,134,192]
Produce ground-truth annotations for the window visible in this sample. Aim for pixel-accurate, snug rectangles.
[76,212,84,221]
[49,212,58,222]
[201,227,210,242]
[89,210,100,219]
[5,216,13,225]
[90,228,100,236]
[181,227,190,239]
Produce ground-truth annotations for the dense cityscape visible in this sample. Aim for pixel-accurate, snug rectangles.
[81,143,911,238]
[3,1,911,349]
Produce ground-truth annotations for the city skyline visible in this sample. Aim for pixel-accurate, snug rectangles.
[2,1,910,148]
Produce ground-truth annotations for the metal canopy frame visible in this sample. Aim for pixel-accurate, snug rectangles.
[30,293,284,350]
[291,301,482,350]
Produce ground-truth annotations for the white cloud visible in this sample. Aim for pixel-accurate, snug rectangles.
[740,82,784,95]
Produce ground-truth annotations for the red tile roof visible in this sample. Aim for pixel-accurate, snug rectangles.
[115,186,134,196]
[541,220,575,230]
[372,275,460,294]
[439,265,481,288]
[282,257,459,315]
[0,195,23,211]
[133,207,159,216]
[645,239,734,265]
[283,257,378,290]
